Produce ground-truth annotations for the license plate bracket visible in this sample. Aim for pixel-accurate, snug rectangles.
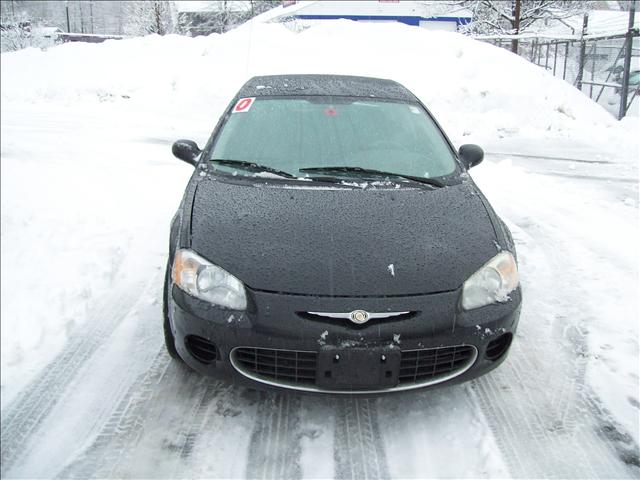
[316,347,400,390]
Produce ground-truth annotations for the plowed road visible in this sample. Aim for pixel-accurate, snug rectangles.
[1,105,638,479]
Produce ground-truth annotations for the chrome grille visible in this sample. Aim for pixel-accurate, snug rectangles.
[231,344,477,393]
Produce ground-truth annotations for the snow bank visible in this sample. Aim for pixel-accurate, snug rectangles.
[0,20,628,146]
[0,101,193,402]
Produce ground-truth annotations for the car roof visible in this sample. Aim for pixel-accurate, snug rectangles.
[237,74,417,102]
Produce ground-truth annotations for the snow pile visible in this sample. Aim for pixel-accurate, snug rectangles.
[0,102,193,402]
[0,19,630,146]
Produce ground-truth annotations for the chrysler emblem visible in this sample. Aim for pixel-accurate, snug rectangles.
[349,310,370,324]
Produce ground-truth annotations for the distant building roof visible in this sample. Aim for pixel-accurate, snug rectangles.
[267,1,472,23]
[58,32,125,43]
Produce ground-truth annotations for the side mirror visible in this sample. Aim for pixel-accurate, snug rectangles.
[458,144,484,169]
[172,139,201,166]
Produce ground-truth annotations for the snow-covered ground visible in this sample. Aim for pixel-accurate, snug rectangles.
[1,19,639,478]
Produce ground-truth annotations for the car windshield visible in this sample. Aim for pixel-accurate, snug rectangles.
[208,96,457,180]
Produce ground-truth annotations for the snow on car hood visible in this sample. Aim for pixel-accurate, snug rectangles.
[189,177,498,296]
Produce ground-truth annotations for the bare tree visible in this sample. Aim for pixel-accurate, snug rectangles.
[1,2,32,52]
[178,0,279,36]
[461,0,591,52]
[249,0,281,17]
[1,0,279,49]
[123,0,176,36]
[0,24,30,52]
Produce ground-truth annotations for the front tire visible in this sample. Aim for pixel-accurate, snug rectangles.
[163,260,181,360]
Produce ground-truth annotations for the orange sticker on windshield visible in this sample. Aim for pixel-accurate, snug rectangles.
[233,97,255,113]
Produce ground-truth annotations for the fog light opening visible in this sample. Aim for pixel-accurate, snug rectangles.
[485,333,513,361]
[185,335,218,364]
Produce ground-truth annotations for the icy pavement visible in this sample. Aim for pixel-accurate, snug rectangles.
[1,100,638,479]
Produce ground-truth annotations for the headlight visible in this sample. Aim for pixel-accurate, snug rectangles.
[172,249,247,310]
[461,251,519,310]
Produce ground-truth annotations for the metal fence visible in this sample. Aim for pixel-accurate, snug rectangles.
[480,31,639,119]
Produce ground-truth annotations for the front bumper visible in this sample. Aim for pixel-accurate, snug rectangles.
[169,285,521,394]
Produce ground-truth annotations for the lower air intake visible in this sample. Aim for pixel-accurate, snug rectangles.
[485,333,513,361]
[185,335,218,364]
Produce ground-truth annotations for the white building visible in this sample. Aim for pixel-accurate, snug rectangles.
[267,1,473,32]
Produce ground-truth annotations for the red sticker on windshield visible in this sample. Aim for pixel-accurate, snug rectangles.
[324,107,338,117]
[233,97,255,113]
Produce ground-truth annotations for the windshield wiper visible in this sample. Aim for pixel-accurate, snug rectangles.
[211,159,297,179]
[299,166,445,188]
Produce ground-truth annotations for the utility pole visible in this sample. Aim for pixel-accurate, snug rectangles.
[618,0,637,119]
[65,0,70,33]
[511,0,521,54]
[90,0,94,34]
[79,0,85,33]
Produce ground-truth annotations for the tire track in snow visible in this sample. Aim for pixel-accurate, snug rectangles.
[0,253,157,476]
[168,382,255,478]
[587,395,640,469]
[471,219,638,478]
[245,392,303,480]
[175,379,221,461]
[56,353,240,479]
[333,398,389,480]
[55,348,172,479]
[471,356,636,478]
[59,359,249,479]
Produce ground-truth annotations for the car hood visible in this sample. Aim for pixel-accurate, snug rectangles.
[189,178,499,296]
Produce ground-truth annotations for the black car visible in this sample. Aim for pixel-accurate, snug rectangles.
[164,74,521,394]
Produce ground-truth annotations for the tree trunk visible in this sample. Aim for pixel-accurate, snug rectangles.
[155,2,162,34]
[511,0,521,54]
